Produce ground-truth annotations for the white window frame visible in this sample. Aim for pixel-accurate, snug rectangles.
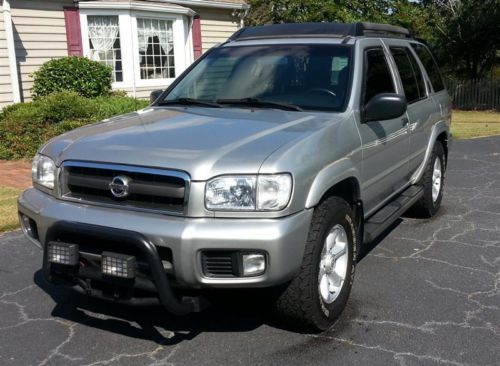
[131,11,187,88]
[79,7,194,91]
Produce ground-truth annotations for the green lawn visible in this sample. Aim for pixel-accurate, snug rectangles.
[451,110,500,139]
[0,187,21,233]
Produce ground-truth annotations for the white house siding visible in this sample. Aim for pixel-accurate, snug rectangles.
[192,7,240,53]
[0,4,14,109]
[10,0,71,102]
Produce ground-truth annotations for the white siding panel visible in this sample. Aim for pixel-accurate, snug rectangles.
[0,58,9,67]
[12,17,66,26]
[16,33,67,42]
[192,7,240,53]
[0,66,11,77]
[15,41,68,51]
[11,0,72,101]
[13,25,66,35]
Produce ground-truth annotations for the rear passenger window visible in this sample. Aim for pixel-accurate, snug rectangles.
[407,50,427,99]
[390,47,425,104]
[411,43,445,92]
[364,48,395,103]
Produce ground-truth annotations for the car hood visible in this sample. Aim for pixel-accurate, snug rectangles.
[41,107,342,180]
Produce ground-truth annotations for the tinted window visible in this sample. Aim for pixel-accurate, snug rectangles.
[364,48,395,103]
[164,45,353,112]
[411,43,445,92]
[390,47,422,103]
[407,50,427,99]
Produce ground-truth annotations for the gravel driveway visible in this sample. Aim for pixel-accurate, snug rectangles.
[1,136,499,366]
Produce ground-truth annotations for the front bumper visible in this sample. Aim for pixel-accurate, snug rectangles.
[18,188,312,289]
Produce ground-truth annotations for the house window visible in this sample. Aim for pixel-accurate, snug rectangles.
[87,16,123,82]
[137,18,176,80]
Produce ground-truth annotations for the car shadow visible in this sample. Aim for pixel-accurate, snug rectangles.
[34,270,272,345]
[33,219,403,344]
[357,218,403,261]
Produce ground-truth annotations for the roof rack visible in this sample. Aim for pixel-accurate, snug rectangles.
[228,22,412,42]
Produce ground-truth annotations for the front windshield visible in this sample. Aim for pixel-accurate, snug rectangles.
[162,44,353,112]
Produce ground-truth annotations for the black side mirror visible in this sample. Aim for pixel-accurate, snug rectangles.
[150,89,164,104]
[363,93,407,122]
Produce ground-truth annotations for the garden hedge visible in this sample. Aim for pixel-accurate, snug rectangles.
[0,92,149,160]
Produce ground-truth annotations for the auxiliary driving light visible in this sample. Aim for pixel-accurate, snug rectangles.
[101,252,136,279]
[242,253,266,276]
[47,242,79,266]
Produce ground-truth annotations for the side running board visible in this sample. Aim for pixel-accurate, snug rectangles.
[363,185,423,244]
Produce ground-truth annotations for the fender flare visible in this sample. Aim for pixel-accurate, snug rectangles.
[305,157,361,209]
[410,121,449,184]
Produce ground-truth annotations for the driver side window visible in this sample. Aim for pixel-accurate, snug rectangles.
[364,48,396,104]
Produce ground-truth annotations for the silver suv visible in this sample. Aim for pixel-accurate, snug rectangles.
[18,22,451,331]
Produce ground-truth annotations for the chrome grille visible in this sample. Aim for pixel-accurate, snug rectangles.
[60,162,189,215]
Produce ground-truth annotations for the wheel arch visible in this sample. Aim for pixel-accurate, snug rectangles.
[305,163,362,209]
[410,121,450,184]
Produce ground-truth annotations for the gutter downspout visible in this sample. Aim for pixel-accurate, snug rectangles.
[3,0,21,103]
[240,6,249,28]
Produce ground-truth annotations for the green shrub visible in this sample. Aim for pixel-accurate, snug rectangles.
[0,92,148,159]
[32,56,113,98]
[90,96,149,121]
[38,91,94,124]
[0,117,48,160]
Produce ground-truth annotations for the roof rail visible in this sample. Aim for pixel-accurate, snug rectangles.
[355,22,411,38]
[228,22,412,42]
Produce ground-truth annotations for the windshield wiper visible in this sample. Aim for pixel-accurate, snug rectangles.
[216,98,303,112]
[157,98,222,108]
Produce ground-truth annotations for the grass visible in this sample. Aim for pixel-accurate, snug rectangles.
[451,110,500,139]
[0,187,21,233]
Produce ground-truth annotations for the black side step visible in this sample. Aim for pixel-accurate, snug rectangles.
[363,185,423,244]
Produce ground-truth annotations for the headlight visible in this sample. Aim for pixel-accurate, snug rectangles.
[205,174,292,211]
[32,154,56,189]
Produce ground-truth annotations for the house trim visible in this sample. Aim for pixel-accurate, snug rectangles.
[78,1,196,16]
[3,0,21,103]
[159,0,248,10]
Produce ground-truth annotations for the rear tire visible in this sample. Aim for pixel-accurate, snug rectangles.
[410,141,446,218]
[274,197,357,332]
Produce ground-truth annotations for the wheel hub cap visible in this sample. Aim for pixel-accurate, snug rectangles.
[318,224,348,304]
[432,158,442,203]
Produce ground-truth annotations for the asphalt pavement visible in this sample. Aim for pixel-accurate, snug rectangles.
[0,136,499,366]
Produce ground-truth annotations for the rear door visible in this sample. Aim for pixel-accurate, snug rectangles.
[411,42,452,155]
[357,40,411,215]
[385,40,445,175]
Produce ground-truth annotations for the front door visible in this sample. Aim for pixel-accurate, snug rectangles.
[357,42,410,215]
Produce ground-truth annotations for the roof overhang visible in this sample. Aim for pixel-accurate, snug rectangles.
[78,1,248,13]
[163,1,248,10]
[77,1,197,16]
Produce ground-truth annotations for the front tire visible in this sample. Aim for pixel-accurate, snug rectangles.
[274,197,357,332]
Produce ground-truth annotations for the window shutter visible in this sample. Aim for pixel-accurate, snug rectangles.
[64,7,83,56]
[192,15,202,59]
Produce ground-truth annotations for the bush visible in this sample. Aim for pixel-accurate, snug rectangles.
[32,57,113,98]
[38,91,94,123]
[0,92,149,160]
[90,96,149,121]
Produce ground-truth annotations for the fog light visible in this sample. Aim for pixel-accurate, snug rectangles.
[20,214,33,236]
[102,252,136,279]
[47,242,79,265]
[242,253,266,276]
